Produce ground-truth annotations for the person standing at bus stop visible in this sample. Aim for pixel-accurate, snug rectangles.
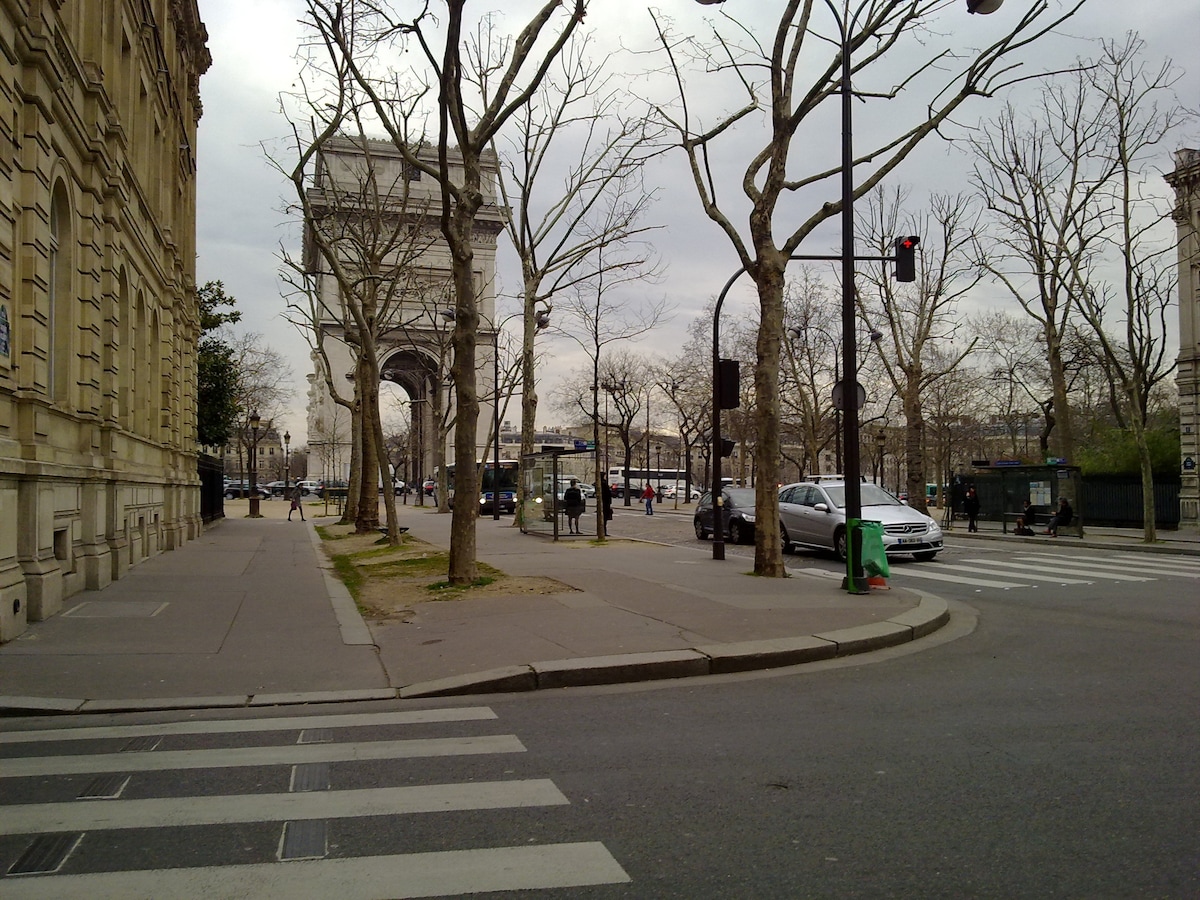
[964,487,980,533]
[641,482,656,515]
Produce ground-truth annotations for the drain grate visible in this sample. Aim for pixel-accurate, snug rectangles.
[7,833,83,875]
[121,736,162,752]
[77,774,130,800]
[289,763,330,793]
[279,820,327,861]
[297,728,333,744]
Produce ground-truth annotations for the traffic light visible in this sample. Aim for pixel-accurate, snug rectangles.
[894,236,919,282]
[720,438,735,458]
[718,358,740,409]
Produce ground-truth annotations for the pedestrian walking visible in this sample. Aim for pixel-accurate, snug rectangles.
[288,483,305,521]
[563,479,584,534]
[641,482,656,515]
[600,480,613,529]
[964,487,980,533]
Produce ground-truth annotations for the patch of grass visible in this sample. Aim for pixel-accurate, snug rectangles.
[426,574,497,597]
[359,554,448,578]
[330,554,364,601]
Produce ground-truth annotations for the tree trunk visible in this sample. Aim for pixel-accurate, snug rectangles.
[904,386,928,516]
[752,260,785,577]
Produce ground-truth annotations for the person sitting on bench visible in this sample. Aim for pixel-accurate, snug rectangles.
[1045,497,1073,536]
[1013,500,1037,535]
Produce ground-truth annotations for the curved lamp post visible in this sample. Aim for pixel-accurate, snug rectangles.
[694,0,1003,589]
[283,430,291,495]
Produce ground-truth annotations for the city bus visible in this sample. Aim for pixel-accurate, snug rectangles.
[440,459,520,514]
[606,466,691,498]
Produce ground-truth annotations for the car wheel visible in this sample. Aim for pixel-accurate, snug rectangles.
[225,491,236,500]
[780,523,793,554]
[913,551,938,562]
[729,520,744,545]
[694,518,709,540]
[834,527,848,562]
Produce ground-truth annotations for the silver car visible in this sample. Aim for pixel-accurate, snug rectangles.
[778,481,943,562]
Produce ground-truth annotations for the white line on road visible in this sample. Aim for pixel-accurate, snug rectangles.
[885,566,1029,589]
[0,735,525,779]
[0,708,498,745]
[0,842,631,900]
[1013,554,1200,578]
[958,559,1152,582]
[0,780,568,835]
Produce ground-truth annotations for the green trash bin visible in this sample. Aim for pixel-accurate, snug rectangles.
[860,521,890,578]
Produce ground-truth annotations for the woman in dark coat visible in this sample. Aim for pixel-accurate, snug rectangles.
[963,487,980,533]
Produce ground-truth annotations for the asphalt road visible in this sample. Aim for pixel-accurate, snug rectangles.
[2,513,1196,898]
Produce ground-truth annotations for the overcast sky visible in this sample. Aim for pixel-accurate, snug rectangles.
[195,0,1199,446]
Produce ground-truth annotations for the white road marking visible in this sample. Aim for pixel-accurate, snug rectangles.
[0,735,525,779]
[0,708,497,745]
[885,566,1028,589]
[0,842,631,899]
[0,780,568,835]
[1014,554,1200,578]
[957,559,1152,582]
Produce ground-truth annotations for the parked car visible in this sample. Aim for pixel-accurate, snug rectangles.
[422,479,436,496]
[264,480,289,497]
[693,488,757,544]
[224,480,271,500]
[777,480,943,562]
[295,480,320,496]
[663,482,701,501]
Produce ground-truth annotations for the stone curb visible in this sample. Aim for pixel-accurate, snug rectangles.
[0,597,950,714]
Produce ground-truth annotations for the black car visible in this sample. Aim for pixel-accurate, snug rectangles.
[224,480,271,500]
[693,488,757,544]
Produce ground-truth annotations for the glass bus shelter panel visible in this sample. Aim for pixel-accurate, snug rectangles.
[520,448,598,539]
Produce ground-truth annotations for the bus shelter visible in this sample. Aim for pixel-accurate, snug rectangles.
[964,464,1083,535]
[520,448,598,540]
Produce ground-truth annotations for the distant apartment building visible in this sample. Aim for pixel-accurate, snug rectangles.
[1167,148,1199,528]
[0,2,211,642]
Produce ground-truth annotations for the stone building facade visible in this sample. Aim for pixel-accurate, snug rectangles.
[0,2,210,642]
[1166,148,1199,529]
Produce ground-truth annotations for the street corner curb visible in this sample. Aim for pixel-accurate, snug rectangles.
[533,649,710,690]
[80,696,252,714]
[400,666,538,699]
[249,689,398,707]
[694,635,837,674]
[0,696,86,716]
[889,595,950,638]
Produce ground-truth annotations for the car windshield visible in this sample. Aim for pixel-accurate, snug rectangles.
[822,483,901,509]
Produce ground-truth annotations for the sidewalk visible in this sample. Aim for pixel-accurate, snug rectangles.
[0,497,943,715]
[4,498,1191,715]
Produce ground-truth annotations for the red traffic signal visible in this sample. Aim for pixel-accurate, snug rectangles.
[894,236,919,282]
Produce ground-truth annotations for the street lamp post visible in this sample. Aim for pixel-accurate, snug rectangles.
[248,411,262,518]
[283,430,291,495]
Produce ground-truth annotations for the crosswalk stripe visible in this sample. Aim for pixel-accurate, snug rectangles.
[885,566,1028,588]
[0,780,569,836]
[0,735,525,779]
[1090,551,1198,569]
[958,559,1153,582]
[1013,554,1200,578]
[954,560,1094,584]
[0,842,632,899]
[0,708,498,745]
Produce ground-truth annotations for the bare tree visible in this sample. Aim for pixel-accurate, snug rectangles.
[476,28,665,506]
[305,0,589,584]
[554,229,667,532]
[1071,36,1184,542]
[781,271,840,478]
[858,188,985,515]
[650,0,1086,577]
